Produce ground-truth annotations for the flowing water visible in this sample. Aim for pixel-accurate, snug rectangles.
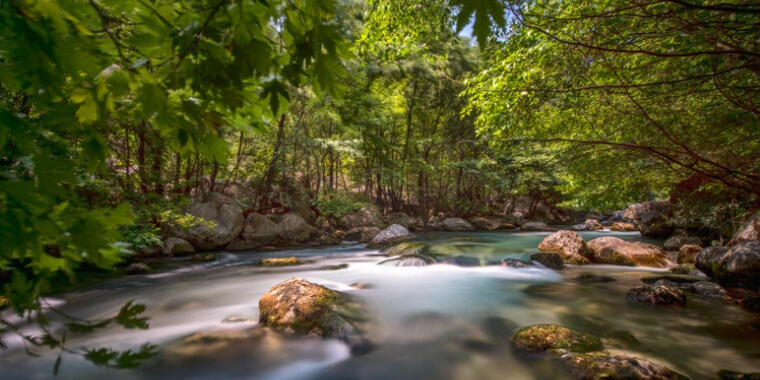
[1,230,759,380]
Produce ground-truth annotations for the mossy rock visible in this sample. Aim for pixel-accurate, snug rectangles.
[191,253,216,262]
[576,273,616,283]
[562,351,689,380]
[258,278,372,352]
[319,263,349,270]
[259,256,304,267]
[668,264,697,275]
[512,324,603,354]
[383,242,427,257]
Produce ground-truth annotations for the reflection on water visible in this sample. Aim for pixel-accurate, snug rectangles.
[1,230,758,379]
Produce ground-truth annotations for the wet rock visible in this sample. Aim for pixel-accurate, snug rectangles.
[470,216,515,231]
[379,254,436,267]
[520,221,551,231]
[538,230,592,264]
[610,222,637,232]
[170,192,245,250]
[663,235,702,251]
[163,237,195,256]
[725,288,760,312]
[732,212,760,244]
[584,219,603,231]
[575,273,616,283]
[383,242,426,256]
[626,280,686,306]
[222,315,255,323]
[441,217,476,231]
[695,241,760,290]
[190,253,216,262]
[668,264,698,275]
[623,201,673,238]
[438,255,480,267]
[587,236,669,267]
[126,263,151,275]
[512,324,603,353]
[531,252,565,270]
[386,212,415,229]
[344,226,381,243]
[259,257,303,267]
[718,370,760,380]
[338,206,384,229]
[276,212,318,243]
[367,224,413,248]
[690,281,728,300]
[641,275,704,285]
[501,259,532,268]
[678,244,702,264]
[350,282,374,289]
[316,231,341,246]
[561,351,689,380]
[319,263,349,270]
[168,326,269,358]
[258,278,371,351]
[571,223,588,231]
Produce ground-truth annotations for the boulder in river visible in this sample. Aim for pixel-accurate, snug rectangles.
[441,217,476,231]
[242,213,280,246]
[163,237,195,256]
[531,252,565,270]
[276,212,318,243]
[690,281,728,300]
[678,244,702,264]
[512,324,603,353]
[584,219,603,231]
[587,236,670,267]
[344,226,381,243]
[383,242,426,256]
[501,259,532,268]
[259,257,304,267]
[520,221,551,231]
[668,264,698,275]
[170,192,245,250]
[512,324,687,380]
[258,278,371,351]
[609,222,637,232]
[338,205,384,229]
[386,212,415,230]
[626,280,686,306]
[470,216,515,231]
[367,224,413,248]
[537,230,592,264]
[663,235,702,251]
[379,254,436,267]
[561,351,689,380]
[623,200,674,238]
[126,262,151,275]
[576,273,616,283]
[695,240,760,290]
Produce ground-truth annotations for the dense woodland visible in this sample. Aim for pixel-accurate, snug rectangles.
[1,0,759,371]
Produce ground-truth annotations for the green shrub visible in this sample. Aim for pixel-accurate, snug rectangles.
[316,192,370,218]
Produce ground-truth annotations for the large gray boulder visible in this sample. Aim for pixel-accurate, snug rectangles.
[276,212,318,243]
[695,240,760,290]
[441,217,476,231]
[663,235,702,251]
[587,236,670,267]
[470,216,516,231]
[520,221,551,231]
[163,237,195,256]
[368,224,413,248]
[386,212,415,229]
[537,230,591,264]
[338,206,384,229]
[240,213,280,247]
[623,201,673,237]
[171,192,244,250]
[344,226,381,243]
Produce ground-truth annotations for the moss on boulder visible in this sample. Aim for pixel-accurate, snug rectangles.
[512,324,603,354]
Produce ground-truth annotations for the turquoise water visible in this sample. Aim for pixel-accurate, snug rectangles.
[1,230,758,379]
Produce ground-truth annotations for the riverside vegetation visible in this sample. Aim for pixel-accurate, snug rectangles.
[1,0,759,379]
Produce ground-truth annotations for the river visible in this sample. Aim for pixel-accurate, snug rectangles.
[1,230,758,379]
